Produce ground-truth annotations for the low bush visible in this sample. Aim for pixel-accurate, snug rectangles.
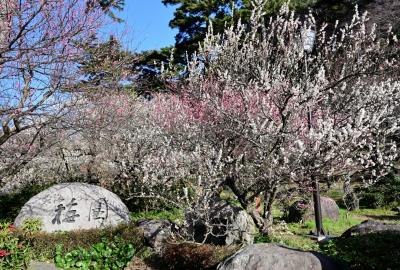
[321,231,400,270]
[16,223,144,260]
[357,173,400,209]
[359,193,385,209]
[21,218,43,233]
[161,242,238,270]
[0,222,32,270]
[54,236,135,270]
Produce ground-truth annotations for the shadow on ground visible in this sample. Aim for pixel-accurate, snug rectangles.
[364,214,400,222]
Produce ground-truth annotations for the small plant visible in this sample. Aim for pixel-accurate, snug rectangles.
[0,222,31,270]
[21,218,43,233]
[254,233,272,244]
[19,223,143,261]
[54,236,135,270]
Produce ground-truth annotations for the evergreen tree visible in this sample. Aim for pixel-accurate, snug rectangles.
[162,0,320,61]
[86,0,125,21]
[77,36,138,94]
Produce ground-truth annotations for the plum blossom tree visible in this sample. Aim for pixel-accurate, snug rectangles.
[172,0,400,233]
[0,0,108,184]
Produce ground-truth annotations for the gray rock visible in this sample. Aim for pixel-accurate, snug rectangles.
[15,183,131,232]
[286,197,340,223]
[341,220,400,238]
[137,219,175,252]
[217,244,340,270]
[186,199,256,245]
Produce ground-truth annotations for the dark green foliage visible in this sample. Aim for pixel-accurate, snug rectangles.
[161,242,238,270]
[77,36,174,95]
[161,0,321,62]
[284,200,310,223]
[77,36,138,94]
[321,231,400,270]
[86,0,125,22]
[357,173,400,209]
[0,184,51,221]
[54,237,135,270]
[162,0,239,62]
[16,223,144,260]
[359,193,385,209]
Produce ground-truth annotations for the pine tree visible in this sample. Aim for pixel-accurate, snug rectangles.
[162,0,320,61]
[86,0,125,21]
[77,36,138,94]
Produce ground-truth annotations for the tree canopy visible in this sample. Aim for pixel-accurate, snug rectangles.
[162,0,321,61]
[86,0,125,21]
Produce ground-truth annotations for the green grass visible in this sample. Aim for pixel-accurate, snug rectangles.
[352,207,397,216]
[258,209,363,251]
[291,209,364,236]
[261,232,320,251]
[259,206,400,252]
[131,208,184,224]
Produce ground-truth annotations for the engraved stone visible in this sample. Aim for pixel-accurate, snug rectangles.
[14,183,131,232]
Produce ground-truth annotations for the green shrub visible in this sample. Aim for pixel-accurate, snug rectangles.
[21,218,43,233]
[54,237,135,270]
[357,173,400,209]
[0,222,32,270]
[359,192,385,209]
[0,184,51,221]
[18,223,144,260]
[321,231,400,270]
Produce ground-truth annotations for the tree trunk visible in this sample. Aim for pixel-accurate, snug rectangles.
[262,187,277,231]
[343,179,359,211]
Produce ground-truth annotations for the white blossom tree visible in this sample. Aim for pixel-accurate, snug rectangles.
[173,0,400,233]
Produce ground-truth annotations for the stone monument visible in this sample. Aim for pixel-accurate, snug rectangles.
[14,183,131,232]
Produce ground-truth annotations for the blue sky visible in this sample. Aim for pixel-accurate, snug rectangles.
[102,0,178,52]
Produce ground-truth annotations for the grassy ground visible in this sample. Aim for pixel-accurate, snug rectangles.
[131,208,184,224]
[262,207,400,251]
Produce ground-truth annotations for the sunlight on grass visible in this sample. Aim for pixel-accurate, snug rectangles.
[301,209,364,236]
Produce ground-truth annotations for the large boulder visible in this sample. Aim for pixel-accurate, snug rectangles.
[137,219,177,252]
[14,183,131,232]
[286,196,340,223]
[185,199,256,245]
[341,220,400,238]
[218,244,340,270]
